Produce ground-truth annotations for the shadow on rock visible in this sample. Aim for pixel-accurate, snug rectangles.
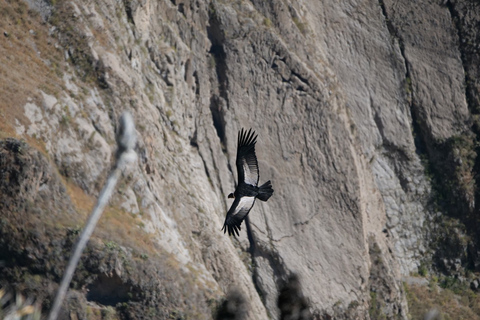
[278,274,312,320]
[215,289,248,320]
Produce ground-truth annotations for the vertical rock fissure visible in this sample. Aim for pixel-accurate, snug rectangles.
[245,216,256,256]
[207,5,228,148]
[205,5,271,308]
[244,215,265,315]
[377,0,435,280]
[248,208,294,317]
[378,0,396,40]
[123,0,135,25]
[444,2,475,113]
[209,95,227,147]
[378,0,428,157]
[379,1,480,273]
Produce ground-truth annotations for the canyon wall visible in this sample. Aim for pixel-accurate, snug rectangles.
[1,0,480,318]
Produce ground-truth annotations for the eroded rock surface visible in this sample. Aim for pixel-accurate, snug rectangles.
[2,0,480,318]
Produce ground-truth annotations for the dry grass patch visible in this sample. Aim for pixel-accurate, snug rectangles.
[59,177,157,256]
[97,206,157,255]
[0,0,65,108]
[406,282,480,320]
[0,0,65,154]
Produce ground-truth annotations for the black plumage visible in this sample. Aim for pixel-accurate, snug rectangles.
[222,128,274,236]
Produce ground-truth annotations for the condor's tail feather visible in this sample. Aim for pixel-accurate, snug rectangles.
[257,180,273,201]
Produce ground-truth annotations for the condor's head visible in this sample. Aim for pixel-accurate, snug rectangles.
[228,193,234,199]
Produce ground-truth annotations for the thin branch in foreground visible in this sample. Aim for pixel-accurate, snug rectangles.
[47,112,137,320]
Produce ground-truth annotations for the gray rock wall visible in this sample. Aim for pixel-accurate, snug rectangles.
[5,0,480,318]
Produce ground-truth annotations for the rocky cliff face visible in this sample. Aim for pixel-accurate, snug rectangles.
[1,0,480,319]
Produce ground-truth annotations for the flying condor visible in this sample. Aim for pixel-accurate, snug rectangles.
[222,128,274,236]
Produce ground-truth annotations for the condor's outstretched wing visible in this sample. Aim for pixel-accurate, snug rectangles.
[222,196,256,236]
[236,128,259,186]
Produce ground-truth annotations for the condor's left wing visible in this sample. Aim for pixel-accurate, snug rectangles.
[222,196,256,236]
[236,128,259,186]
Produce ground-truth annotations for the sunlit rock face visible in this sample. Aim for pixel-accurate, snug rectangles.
[2,0,480,318]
